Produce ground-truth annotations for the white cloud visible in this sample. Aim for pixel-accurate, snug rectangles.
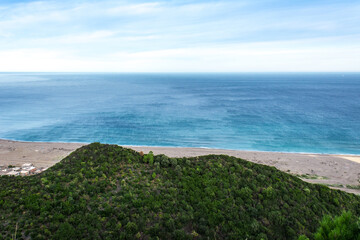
[106,40,360,72]
[1,36,359,72]
[0,0,359,72]
[33,31,118,44]
[107,2,162,15]
[31,32,160,45]
[0,1,71,29]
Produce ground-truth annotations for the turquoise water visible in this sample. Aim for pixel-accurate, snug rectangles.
[0,73,359,154]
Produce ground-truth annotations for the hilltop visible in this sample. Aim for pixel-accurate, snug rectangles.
[0,143,359,239]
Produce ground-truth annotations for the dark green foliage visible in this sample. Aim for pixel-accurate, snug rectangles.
[0,143,359,239]
[299,211,360,240]
[53,222,76,240]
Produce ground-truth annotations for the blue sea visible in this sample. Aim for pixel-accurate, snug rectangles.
[0,73,359,154]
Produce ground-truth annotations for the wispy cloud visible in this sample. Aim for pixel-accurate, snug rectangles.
[33,31,118,44]
[0,0,359,71]
[107,2,162,15]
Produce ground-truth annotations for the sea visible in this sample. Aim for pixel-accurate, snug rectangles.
[0,73,359,155]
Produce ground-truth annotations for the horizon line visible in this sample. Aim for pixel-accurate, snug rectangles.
[1,71,360,74]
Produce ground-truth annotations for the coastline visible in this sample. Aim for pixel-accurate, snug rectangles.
[1,138,359,194]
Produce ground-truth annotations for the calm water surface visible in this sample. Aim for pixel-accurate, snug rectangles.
[0,73,359,154]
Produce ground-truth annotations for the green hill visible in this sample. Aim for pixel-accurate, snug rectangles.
[0,143,359,239]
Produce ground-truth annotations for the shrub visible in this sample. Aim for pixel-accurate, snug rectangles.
[169,158,177,166]
[156,154,169,167]
[143,151,154,164]
[53,222,76,240]
[125,222,138,234]
[299,211,360,240]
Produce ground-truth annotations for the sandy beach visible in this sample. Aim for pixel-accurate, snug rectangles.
[1,139,359,194]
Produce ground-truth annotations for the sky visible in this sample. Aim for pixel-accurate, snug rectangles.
[0,0,359,72]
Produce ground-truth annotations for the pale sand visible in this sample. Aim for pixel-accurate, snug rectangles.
[1,139,359,194]
[0,139,85,168]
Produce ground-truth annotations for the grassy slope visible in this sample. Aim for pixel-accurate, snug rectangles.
[0,143,359,240]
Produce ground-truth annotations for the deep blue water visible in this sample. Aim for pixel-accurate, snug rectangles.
[0,73,359,154]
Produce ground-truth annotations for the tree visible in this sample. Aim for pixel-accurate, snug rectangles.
[299,211,360,240]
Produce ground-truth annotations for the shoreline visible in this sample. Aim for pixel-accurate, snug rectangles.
[1,138,359,194]
[2,137,360,158]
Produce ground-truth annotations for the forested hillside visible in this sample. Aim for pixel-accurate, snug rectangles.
[0,143,359,239]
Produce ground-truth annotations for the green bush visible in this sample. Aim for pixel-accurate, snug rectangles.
[316,211,360,240]
[143,151,154,164]
[299,211,360,240]
[53,222,76,240]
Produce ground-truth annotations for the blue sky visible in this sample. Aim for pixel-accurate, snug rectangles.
[0,0,359,72]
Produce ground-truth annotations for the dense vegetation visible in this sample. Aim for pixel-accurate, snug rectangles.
[298,211,360,240]
[0,143,359,239]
